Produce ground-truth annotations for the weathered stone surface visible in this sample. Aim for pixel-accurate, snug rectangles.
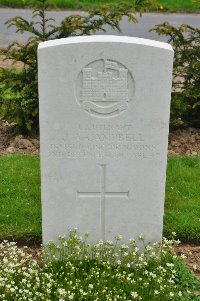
[38,36,173,244]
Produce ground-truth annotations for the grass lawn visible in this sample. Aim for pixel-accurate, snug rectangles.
[0,155,41,240]
[0,0,199,12]
[0,155,199,243]
[164,156,200,243]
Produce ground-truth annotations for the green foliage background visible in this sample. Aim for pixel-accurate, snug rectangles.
[152,23,200,128]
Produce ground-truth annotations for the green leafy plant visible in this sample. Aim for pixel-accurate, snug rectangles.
[1,229,199,300]
[0,0,158,134]
[152,23,200,128]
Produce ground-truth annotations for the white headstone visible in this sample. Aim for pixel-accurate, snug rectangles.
[38,35,173,245]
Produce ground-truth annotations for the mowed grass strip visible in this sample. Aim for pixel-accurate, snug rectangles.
[0,155,41,240]
[164,156,200,243]
[0,0,199,12]
[0,155,199,242]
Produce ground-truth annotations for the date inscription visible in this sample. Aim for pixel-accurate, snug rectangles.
[48,123,160,159]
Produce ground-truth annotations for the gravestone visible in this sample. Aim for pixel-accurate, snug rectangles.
[38,35,173,244]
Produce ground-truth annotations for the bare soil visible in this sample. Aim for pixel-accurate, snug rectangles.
[175,244,200,279]
[168,127,200,156]
[0,122,39,155]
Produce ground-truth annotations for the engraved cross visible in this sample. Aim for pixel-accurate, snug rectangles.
[77,164,129,240]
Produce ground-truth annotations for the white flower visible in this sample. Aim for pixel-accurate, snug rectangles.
[131,291,138,298]
[180,253,187,259]
[115,234,122,240]
[169,292,174,298]
[58,288,66,296]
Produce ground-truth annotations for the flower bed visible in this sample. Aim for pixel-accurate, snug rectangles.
[0,230,199,301]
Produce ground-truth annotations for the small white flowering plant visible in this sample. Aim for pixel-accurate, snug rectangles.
[0,230,199,301]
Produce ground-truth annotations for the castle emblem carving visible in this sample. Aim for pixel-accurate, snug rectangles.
[76,59,135,117]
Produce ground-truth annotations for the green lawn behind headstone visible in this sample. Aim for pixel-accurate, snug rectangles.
[164,156,200,243]
[0,155,199,242]
[0,0,199,12]
[0,155,41,241]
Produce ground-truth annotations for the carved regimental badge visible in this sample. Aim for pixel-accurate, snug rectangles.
[76,59,135,117]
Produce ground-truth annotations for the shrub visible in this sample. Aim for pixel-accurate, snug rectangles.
[0,0,158,135]
[152,23,200,128]
[0,230,199,300]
